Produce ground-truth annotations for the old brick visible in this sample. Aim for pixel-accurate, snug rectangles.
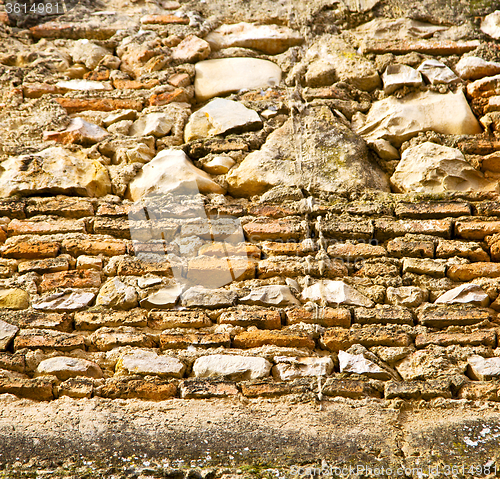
[39,270,101,293]
[436,240,490,262]
[7,218,87,236]
[55,98,143,113]
[26,197,94,218]
[457,139,500,155]
[23,83,66,98]
[90,327,154,351]
[93,217,132,239]
[18,257,69,275]
[148,311,212,329]
[0,352,25,374]
[384,379,451,400]
[113,79,160,90]
[248,205,299,218]
[0,310,72,332]
[361,39,479,55]
[455,221,500,240]
[219,309,281,329]
[321,326,411,351]
[115,256,173,277]
[0,376,55,401]
[199,242,261,259]
[458,382,500,401]
[327,243,386,260]
[187,257,255,286]
[0,199,25,219]
[179,379,238,398]
[58,377,94,399]
[233,330,315,349]
[241,378,311,397]
[386,237,435,258]
[141,14,189,24]
[160,332,230,349]
[319,220,373,241]
[374,219,452,241]
[467,74,500,99]
[30,22,122,40]
[243,219,305,241]
[257,257,347,279]
[98,377,177,400]
[418,307,492,328]
[168,73,191,88]
[14,329,84,351]
[395,202,471,219]
[415,330,496,348]
[353,306,413,326]
[286,308,351,328]
[149,88,190,106]
[447,263,500,281]
[62,236,127,257]
[322,378,382,399]
[1,240,60,259]
[402,258,446,277]
[74,309,148,331]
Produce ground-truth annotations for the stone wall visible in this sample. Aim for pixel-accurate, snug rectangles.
[2,0,500,476]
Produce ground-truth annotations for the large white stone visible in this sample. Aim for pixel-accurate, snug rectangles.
[417,59,459,85]
[435,284,489,307]
[127,149,226,201]
[0,147,111,198]
[481,10,500,39]
[355,91,482,147]
[204,22,303,54]
[227,105,389,197]
[96,278,138,310]
[301,280,374,307]
[272,356,334,381]
[468,355,500,381]
[390,142,495,194]
[129,113,173,137]
[240,285,300,307]
[184,98,262,142]
[194,58,282,101]
[116,349,186,378]
[382,64,423,94]
[338,350,390,379]
[192,354,271,380]
[0,319,18,351]
[455,56,500,81]
[56,80,113,91]
[140,285,182,309]
[36,356,103,381]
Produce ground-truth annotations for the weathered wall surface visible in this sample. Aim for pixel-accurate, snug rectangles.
[2,0,500,476]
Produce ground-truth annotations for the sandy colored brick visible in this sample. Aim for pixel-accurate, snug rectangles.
[243,219,305,241]
[447,263,500,281]
[55,98,143,113]
[321,326,411,351]
[39,270,101,293]
[455,221,500,240]
[374,219,452,241]
[218,310,282,329]
[233,330,315,349]
[1,241,60,259]
[286,308,351,328]
[160,332,230,349]
[7,218,87,236]
[386,238,435,259]
[14,329,85,351]
[394,202,471,219]
[417,307,492,328]
[415,330,496,348]
[322,378,382,399]
[353,306,413,325]
[74,309,148,331]
[436,240,490,262]
[148,311,212,329]
[90,327,154,351]
[0,376,55,401]
[62,237,127,257]
[179,379,238,398]
[327,243,386,260]
[97,377,177,400]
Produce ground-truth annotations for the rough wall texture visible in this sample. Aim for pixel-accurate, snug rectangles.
[2,0,500,476]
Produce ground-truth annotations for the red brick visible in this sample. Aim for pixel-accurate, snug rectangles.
[23,83,65,98]
[149,88,190,106]
[55,98,143,113]
[62,237,127,257]
[0,241,60,259]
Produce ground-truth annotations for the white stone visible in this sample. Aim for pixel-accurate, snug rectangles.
[116,349,186,378]
[417,59,459,85]
[240,285,300,307]
[455,56,500,81]
[192,354,271,379]
[128,149,226,201]
[96,278,138,310]
[301,280,374,307]
[180,286,237,309]
[129,112,173,137]
[342,0,379,12]
[71,39,110,70]
[33,291,96,311]
[103,109,137,127]
[184,98,262,142]
[56,80,113,91]
[140,285,182,309]
[204,22,303,55]
[272,356,333,381]
[203,156,236,175]
[355,90,482,147]
[390,142,495,194]
[43,117,109,145]
[36,356,103,380]
[353,18,448,41]
[171,35,211,63]
[194,58,282,101]
[382,64,423,94]
[338,350,390,379]
[76,255,103,271]
[468,355,500,380]
[368,139,400,160]
[481,10,500,39]
[0,319,18,351]
[0,147,111,198]
[435,284,489,307]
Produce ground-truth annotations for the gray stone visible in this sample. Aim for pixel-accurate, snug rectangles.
[240,285,300,307]
[35,356,103,381]
[32,292,95,312]
[481,10,500,39]
[338,350,391,379]
[417,59,459,85]
[192,354,271,379]
[0,320,18,351]
[435,284,489,307]
[127,149,226,201]
[272,356,333,381]
[180,286,237,309]
[355,90,482,147]
[96,278,138,310]
[468,355,500,380]
[302,280,374,307]
[455,56,500,81]
[227,105,389,197]
[204,22,303,54]
[184,98,262,142]
[140,285,182,309]
[390,142,494,194]
[194,58,282,101]
[116,349,186,378]
[382,64,423,94]
[386,286,426,308]
[0,147,111,198]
